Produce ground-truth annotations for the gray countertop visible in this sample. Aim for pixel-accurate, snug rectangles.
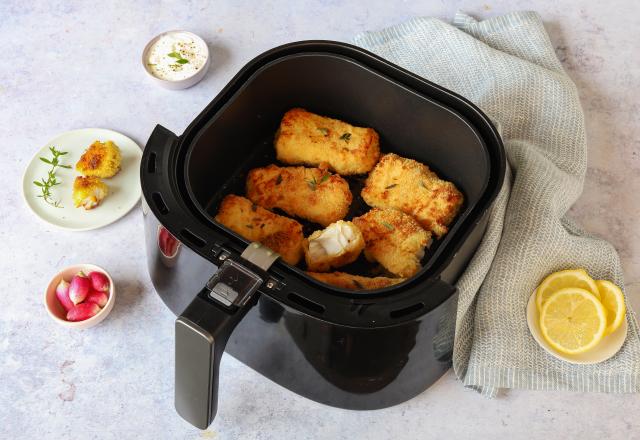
[1,1,639,439]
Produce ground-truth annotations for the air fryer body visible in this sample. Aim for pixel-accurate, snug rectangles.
[144,200,490,409]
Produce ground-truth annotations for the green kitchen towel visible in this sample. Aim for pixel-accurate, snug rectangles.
[355,11,640,396]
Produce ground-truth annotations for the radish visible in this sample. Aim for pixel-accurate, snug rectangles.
[69,272,91,305]
[66,302,100,322]
[85,290,108,308]
[55,279,74,311]
[88,271,110,292]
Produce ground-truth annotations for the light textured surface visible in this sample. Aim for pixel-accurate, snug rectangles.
[355,11,640,397]
[1,1,639,439]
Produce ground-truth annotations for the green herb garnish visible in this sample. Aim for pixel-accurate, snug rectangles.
[318,127,329,136]
[33,146,71,208]
[167,51,190,68]
[246,224,254,229]
[307,178,317,190]
[385,183,397,189]
[251,203,258,212]
[353,279,364,289]
[381,221,394,231]
[339,132,351,143]
[307,173,330,191]
[420,181,427,189]
[275,174,283,185]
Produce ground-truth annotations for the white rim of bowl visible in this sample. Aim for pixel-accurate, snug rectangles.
[141,30,210,83]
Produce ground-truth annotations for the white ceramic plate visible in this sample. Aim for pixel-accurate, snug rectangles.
[22,128,142,231]
[526,289,627,364]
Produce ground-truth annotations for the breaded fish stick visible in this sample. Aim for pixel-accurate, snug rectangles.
[353,208,431,278]
[303,220,365,272]
[307,271,404,291]
[72,176,108,210]
[214,194,304,265]
[361,153,463,238]
[274,108,380,175]
[246,164,352,226]
[76,140,121,178]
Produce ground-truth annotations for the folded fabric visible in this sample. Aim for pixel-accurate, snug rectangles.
[354,11,640,396]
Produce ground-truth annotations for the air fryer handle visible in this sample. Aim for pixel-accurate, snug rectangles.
[175,259,265,429]
[175,297,232,429]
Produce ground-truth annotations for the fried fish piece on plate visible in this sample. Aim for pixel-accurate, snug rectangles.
[72,176,108,210]
[246,164,352,226]
[307,271,404,291]
[361,153,463,238]
[214,194,304,265]
[75,140,122,178]
[274,108,380,175]
[353,208,431,278]
[303,220,365,272]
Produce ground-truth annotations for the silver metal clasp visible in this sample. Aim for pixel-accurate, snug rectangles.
[205,242,280,307]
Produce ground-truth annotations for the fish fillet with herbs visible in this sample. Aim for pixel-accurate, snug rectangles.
[353,208,431,278]
[246,164,352,226]
[214,194,304,265]
[274,108,380,175]
[361,153,463,238]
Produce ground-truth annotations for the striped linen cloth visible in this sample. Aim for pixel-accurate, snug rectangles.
[354,11,640,396]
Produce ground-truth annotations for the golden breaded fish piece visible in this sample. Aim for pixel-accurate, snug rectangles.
[352,208,431,278]
[274,108,380,175]
[307,271,404,291]
[361,153,463,238]
[214,194,304,265]
[75,140,122,178]
[73,176,108,210]
[303,220,365,272]
[246,164,352,226]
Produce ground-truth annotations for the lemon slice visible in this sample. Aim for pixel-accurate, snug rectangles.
[596,280,626,335]
[536,269,599,311]
[539,287,606,355]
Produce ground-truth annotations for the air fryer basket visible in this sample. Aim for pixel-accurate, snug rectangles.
[184,52,491,290]
[141,40,505,429]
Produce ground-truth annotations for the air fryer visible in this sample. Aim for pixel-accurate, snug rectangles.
[141,41,505,429]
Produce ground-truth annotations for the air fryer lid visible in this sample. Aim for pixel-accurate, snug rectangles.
[140,40,505,429]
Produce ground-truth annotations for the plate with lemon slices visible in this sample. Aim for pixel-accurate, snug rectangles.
[527,268,627,364]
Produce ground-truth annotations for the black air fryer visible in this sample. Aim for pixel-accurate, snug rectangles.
[141,41,505,429]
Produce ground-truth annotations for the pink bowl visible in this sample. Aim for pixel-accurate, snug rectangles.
[44,264,116,329]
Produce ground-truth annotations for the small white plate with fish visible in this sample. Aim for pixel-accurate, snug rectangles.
[22,128,142,231]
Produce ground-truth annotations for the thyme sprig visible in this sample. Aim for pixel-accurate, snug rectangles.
[33,146,71,208]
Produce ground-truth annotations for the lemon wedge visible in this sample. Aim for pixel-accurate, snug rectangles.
[539,287,606,355]
[596,280,626,335]
[536,268,599,311]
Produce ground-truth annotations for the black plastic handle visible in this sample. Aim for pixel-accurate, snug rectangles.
[175,259,265,429]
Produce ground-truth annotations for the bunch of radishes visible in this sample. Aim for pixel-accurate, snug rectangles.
[55,271,110,321]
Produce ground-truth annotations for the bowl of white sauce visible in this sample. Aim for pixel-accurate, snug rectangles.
[142,30,210,89]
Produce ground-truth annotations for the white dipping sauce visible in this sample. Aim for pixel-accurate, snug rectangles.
[146,32,208,81]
